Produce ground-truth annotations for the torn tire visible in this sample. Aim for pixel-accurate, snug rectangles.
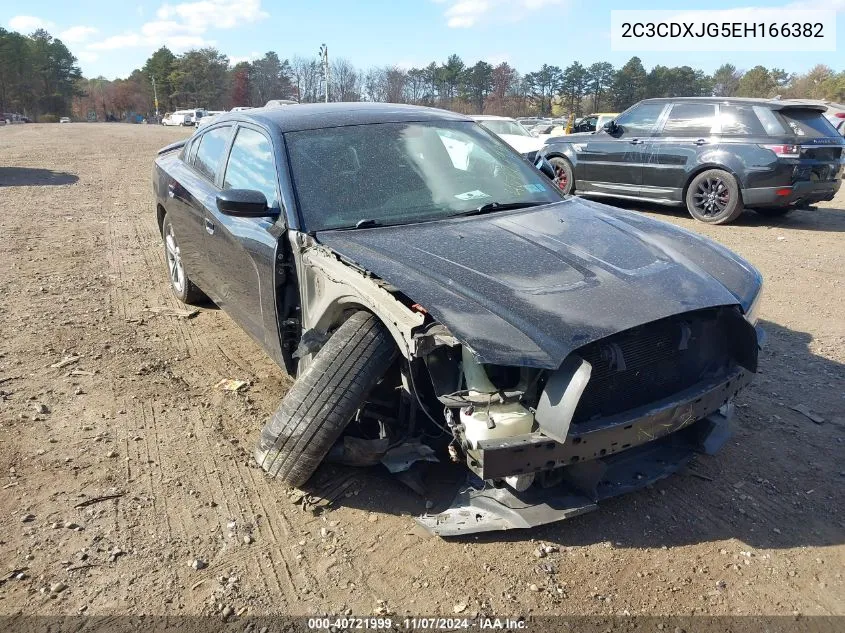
[255,311,397,487]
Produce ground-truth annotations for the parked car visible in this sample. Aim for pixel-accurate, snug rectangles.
[197,110,226,129]
[819,101,845,135]
[472,115,544,157]
[571,112,619,134]
[230,106,254,112]
[540,98,845,224]
[162,111,186,126]
[59,117,71,124]
[152,103,764,535]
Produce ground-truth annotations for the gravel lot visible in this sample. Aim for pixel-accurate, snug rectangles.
[0,123,843,619]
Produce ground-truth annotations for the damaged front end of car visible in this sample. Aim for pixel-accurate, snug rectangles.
[287,229,763,537]
[413,304,760,535]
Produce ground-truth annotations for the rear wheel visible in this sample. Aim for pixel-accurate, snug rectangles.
[685,169,744,224]
[549,157,574,195]
[161,215,206,304]
[255,311,397,488]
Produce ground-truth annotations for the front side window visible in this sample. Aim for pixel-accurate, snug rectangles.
[286,121,562,232]
[613,103,665,136]
[193,126,232,182]
[663,103,717,136]
[223,127,279,208]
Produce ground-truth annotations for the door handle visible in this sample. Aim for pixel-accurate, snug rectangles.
[628,139,643,145]
[693,139,708,146]
[205,218,215,235]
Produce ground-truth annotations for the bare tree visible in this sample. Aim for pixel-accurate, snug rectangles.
[331,58,361,102]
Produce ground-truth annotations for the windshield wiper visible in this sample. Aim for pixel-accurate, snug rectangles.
[453,201,543,218]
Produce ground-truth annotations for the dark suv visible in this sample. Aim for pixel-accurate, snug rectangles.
[539,98,844,224]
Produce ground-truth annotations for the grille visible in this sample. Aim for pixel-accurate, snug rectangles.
[572,308,733,424]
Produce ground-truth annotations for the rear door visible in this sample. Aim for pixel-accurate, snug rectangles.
[643,102,718,202]
[161,131,226,289]
[580,102,667,195]
[201,123,283,347]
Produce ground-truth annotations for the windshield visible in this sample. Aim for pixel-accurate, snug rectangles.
[286,121,562,231]
[477,120,532,137]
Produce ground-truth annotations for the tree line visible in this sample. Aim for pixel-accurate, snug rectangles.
[0,28,81,121]
[2,26,845,122]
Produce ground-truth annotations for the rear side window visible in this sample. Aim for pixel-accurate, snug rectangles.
[193,126,232,182]
[663,103,716,136]
[718,105,768,135]
[776,109,840,138]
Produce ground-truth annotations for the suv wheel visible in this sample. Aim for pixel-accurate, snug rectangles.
[549,157,574,194]
[685,169,744,224]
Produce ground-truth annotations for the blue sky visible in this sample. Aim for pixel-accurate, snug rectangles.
[3,0,843,79]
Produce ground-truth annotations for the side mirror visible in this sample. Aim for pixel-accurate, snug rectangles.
[216,189,271,217]
[602,120,618,133]
[534,156,556,180]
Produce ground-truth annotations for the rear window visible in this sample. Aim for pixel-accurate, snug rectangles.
[776,109,840,138]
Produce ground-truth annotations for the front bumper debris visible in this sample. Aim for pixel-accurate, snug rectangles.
[417,368,751,536]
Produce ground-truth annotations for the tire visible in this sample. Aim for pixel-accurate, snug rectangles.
[255,311,398,487]
[161,214,207,304]
[753,206,794,218]
[685,169,744,224]
[548,156,574,195]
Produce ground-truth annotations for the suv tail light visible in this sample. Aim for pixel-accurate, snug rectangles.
[759,144,800,158]
[834,112,845,119]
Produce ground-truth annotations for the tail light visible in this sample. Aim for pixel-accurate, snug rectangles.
[834,112,845,119]
[759,144,800,158]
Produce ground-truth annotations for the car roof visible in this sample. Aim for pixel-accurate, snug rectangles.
[640,97,827,111]
[214,102,473,133]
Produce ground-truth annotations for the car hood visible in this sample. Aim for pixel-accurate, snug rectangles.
[496,134,545,154]
[316,198,762,369]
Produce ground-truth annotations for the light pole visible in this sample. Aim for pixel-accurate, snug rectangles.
[319,44,329,103]
[152,76,159,120]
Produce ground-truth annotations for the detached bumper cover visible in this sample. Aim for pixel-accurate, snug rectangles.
[417,366,753,537]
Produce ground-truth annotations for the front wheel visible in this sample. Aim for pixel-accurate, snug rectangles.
[255,311,398,488]
[548,157,574,195]
[685,169,744,224]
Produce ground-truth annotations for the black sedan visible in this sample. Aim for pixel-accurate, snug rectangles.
[153,103,764,535]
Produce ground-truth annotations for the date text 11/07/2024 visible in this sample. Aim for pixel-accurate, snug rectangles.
[306,617,528,630]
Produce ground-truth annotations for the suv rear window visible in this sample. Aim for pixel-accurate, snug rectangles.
[776,109,840,138]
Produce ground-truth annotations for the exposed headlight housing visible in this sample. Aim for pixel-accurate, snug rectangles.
[743,284,763,326]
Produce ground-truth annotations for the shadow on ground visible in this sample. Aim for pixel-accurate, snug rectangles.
[0,167,79,187]
[604,197,845,233]
[307,318,845,551]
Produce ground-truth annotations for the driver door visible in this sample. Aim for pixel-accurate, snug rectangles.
[580,102,668,196]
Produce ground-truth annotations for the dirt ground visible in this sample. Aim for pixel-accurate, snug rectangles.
[0,123,843,620]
